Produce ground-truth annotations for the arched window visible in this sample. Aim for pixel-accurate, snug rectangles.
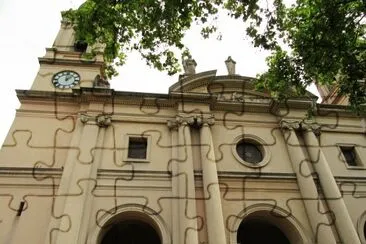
[237,219,290,244]
[101,219,161,244]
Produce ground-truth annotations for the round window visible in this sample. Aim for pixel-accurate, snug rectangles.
[236,140,263,164]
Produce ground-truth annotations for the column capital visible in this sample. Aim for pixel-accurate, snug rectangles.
[300,120,321,138]
[174,114,215,128]
[280,119,301,130]
[79,113,111,127]
[203,115,215,126]
[300,120,321,131]
[167,119,179,131]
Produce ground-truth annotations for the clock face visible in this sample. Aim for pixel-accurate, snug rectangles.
[52,71,80,89]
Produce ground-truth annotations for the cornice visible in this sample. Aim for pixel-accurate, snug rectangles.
[0,167,63,177]
[15,88,364,118]
[38,57,104,67]
[97,169,171,179]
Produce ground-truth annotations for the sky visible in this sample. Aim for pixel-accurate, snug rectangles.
[0,0,319,145]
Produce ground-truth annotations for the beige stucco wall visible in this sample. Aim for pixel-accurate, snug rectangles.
[1,23,365,244]
[1,87,366,243]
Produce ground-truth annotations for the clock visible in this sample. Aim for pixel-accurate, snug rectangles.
[52,71,80,89]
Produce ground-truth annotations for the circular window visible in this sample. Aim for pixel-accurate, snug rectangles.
[236,141,263,164]
[233,135,270,168]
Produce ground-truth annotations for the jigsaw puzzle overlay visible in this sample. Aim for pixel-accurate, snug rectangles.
[0,73,365,244]
[0,22,366,244]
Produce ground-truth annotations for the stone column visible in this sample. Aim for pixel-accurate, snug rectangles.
[280,120,336,244]
[302,122,361,244]
[167,119,180,244]
[47,114,111,244]
[177,116,199,244]
[199,117,226,244]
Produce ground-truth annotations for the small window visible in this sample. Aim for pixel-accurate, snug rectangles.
[74,40,88,52]
[340,146,359,166]
[128,137,147,159]
[236,140,263,164]
[233,135,270,168]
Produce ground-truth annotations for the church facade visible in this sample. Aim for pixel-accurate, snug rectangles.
[1,19,366,244]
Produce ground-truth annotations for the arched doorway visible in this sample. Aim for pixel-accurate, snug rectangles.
[229,204,310,244]
[101,219,161,244]
[237,219,290,244]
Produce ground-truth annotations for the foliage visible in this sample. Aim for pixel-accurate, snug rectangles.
[63,0,366,111]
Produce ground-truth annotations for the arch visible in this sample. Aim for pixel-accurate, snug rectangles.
[100,219,160,244]
[357,210,366,243]
[229,203,311,244]
[88,204,171,244]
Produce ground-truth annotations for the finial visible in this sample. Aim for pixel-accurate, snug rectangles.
[182,57,197,75]
[225,56,236,75]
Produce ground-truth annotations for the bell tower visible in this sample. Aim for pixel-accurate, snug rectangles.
[30,18,106,91]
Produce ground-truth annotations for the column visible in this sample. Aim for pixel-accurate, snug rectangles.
[302,122,361,244]
[167,120,180,244]
[280,120,336,244]
[199,117,226,244]
[177,116,199,244]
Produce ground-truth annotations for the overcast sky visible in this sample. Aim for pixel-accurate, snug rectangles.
[0,0,318,145]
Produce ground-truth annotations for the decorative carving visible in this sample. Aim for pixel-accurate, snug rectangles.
[217,92,270,104]
[93,75,110,88]
[280,120,301,130]
[204,115,215,126]
[167,119,178,130]
[225,56,236,75]
[79,113,111,127]
[60,18,72,29]
[173,114,215,128]
[80,114,90,124]
[231,92,244,102]
[182,58,197,75]
[217,92,244,102]
[301,120,321,131]
[96,115,111,127]
[301,120,321,138]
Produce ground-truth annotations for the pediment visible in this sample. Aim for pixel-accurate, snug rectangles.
[169,70,272,103]
[169,70,317,103]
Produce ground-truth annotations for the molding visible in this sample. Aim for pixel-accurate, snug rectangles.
[0,167,63,176]
[216,171,296,179]
[15,89,365,119]
[38,57,104,67]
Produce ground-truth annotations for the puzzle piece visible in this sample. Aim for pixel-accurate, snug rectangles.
[2,21,366,244]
